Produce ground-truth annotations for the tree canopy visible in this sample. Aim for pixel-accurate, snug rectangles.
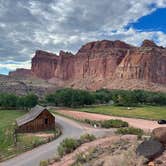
[0,93,38,109]
[45,88,166,107]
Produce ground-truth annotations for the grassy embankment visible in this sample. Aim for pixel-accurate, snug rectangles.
[77,105,166,120]
[0,110,58,162]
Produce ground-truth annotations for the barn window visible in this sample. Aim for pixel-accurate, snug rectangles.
[45,118,48,125]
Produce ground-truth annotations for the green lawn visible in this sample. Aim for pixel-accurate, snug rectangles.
[0,110,26,160]
[0,110,58,162]
[77,105,166,120]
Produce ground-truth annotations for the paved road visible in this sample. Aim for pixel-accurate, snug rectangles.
[0,115,114,166]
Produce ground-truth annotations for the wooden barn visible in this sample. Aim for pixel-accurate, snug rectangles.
[16,105,55,132]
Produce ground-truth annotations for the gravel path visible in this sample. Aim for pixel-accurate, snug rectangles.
[56,110,166,131]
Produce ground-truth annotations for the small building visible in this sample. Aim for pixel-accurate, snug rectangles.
[16,105,55,132]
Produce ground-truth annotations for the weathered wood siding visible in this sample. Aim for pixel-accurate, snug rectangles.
[17,110,55,132]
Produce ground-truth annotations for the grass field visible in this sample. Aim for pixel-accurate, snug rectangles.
[0,110,58,162]
[0,110,26,160]
[77,105,166,120]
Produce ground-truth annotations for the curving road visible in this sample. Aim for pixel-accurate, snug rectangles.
[0,115,114,166]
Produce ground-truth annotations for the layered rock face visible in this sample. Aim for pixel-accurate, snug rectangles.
[31,50,59,79]
[11,40,166,91]
[9,68,31,77]
[115,40,166,85]
[0,74,57,97]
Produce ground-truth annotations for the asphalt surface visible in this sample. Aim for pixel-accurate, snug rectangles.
[0,115,114,166]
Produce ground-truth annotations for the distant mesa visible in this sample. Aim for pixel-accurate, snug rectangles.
[9,39,166,91]
[9,68,31,77]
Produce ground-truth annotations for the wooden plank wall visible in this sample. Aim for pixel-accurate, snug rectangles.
[17,110,55,132]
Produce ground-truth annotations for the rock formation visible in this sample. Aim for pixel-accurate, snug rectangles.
[31,50,59,79]
[10,39,166,91]
[9,68,31,77]
[152,127,166,144]
[0,74,57,97]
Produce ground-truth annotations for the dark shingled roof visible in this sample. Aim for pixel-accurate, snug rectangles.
[16,105,47,126]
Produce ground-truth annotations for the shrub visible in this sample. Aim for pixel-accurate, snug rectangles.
[57,135,96,157]
[116,127,144,139]
[100,119,129,128]
[80,134,96,144]
[58,138,79,157]
[74,148,96,165]
[75,152,89,163]
[84,119,100,127]
[52,154,61,162]
[40,160,48,166]
[84,119,128,128]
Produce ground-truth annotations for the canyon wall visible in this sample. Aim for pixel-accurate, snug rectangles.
[10,40,166,91]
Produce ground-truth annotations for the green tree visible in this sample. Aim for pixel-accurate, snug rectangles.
[24,94,38,109]
[0,93,18,108]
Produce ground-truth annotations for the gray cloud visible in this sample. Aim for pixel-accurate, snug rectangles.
[0,0,166,72]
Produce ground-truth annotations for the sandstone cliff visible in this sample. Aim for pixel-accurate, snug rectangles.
[9,68,31,77]
[10,39,166,92]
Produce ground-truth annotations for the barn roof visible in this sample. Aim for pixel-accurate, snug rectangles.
[16,105,48,126]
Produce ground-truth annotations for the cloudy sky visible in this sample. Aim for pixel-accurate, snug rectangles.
[0,0,166,75]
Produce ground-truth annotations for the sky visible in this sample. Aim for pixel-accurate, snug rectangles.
[0,0,166,75]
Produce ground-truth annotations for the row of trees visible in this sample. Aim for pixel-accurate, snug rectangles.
[45,88,166,107]
[1,88,166,109]
[0,93,38,110]
[107,89,166,106]
[45,88,94,107]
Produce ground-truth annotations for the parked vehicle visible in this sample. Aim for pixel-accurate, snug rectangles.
[158,120,166,124]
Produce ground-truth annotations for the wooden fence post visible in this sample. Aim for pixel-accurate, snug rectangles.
[14,129,17,146]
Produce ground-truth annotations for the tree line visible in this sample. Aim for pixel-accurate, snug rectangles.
[45,88,166,107]
[0,93,38,110]
[1,88,166,109]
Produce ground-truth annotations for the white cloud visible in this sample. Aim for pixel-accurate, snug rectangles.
[0,61,31,71]
[0,0,166,73]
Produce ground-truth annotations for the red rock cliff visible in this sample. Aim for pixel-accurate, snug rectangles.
[12,40,166,91]
[31,50,59,79]
[115,40,166,84]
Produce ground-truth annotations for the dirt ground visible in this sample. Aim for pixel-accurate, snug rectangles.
[26,132,55,138]
[56,110,166,131]
[50,135,138,166]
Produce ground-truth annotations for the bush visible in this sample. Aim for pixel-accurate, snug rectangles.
[52,154,61,162]
[80,134,96,144]
[116,127,144,139]
[84,119,100,127]
[40,160,48,166]
[84,119,128,128]
[75,152,89,164]
[57,134,96,157]
[58,138,79,157]
[100,119,129,128]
